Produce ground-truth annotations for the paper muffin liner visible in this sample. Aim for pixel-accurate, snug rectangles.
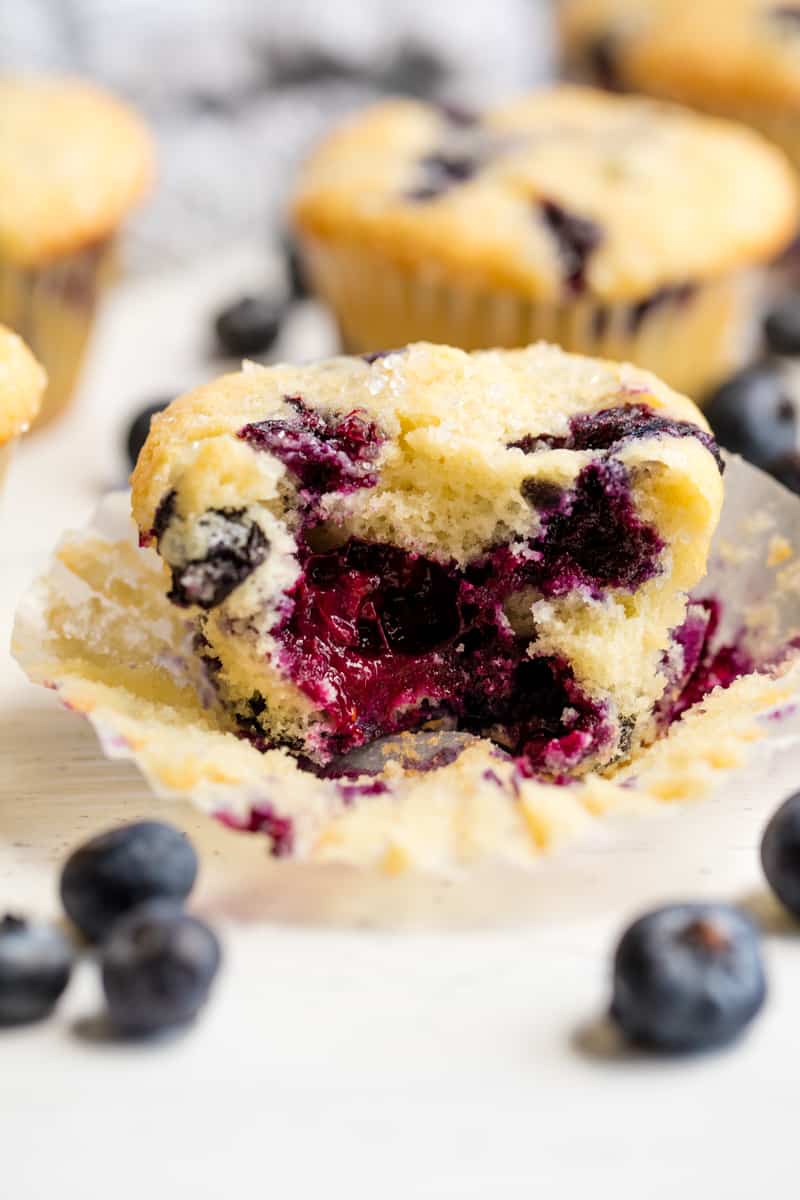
[0,240,115,428]
[11,456,800,879]
[0,439,14,496]
[298,236,764,403]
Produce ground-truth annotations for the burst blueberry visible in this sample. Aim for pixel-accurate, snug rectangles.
[0,915,74,1025]
[101,901,221,1036]
[610,903,766,1052]
[539,200,603,294]
[60,821,199,943]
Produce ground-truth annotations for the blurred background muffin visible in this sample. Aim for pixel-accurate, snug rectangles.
[0,324,45,491]
[3,0,800,487]
[292,87,798,400]
[560,0,800,173]
[0,77,152,426]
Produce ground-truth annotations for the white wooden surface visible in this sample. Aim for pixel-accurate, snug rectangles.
[3,249,800,1199]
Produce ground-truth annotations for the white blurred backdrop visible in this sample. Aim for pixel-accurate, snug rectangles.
[0,0,555,270]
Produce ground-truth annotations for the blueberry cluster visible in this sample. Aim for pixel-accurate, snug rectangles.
[1,822,220,1037]
[609,791,800,1054]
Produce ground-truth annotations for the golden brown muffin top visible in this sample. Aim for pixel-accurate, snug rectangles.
[0,76,154,266]
[292,86,798,303]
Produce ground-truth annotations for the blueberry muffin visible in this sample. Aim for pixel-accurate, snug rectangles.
[131,341,723,778]
[0,77,153,426]
[0,325,46,493]
[560,0,800,175]
[291,87,798,401]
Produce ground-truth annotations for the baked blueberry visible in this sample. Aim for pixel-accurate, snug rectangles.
[101,901,221,1036]
[704,364,796,469]
[126,400,170,471]
[131,342,724,776]
[0,914,74,1025]
[539,200,603,294]
[761,792,800,917]
[215,294,284,357]
[611,903,766,1052]
[164,510,270,610]
[770,6,800,28]
[764,294,800,356]
[60,821,198,943]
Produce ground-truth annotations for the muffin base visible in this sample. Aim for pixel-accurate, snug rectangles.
[299,238,765,403]
[0,241,115,428]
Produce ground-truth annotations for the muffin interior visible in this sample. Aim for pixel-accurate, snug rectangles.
[133,344,724,778]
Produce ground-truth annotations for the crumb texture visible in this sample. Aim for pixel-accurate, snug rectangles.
[130,342,723,773]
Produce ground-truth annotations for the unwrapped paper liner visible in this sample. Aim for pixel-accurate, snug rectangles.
[12,456,800,873]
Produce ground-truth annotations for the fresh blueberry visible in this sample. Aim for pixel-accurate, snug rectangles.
[101,901,221,1036]
[765,294,800,356]
[704,364,796,470]
[761,792,800,917]
[765,450,800,494]
[0,914,74,1026]
[375,42,447,98]
[214,294,285,357]
[284,236,309,301]
[126,400,170,471]
[60,821,198,943]
[610,903,766,1052]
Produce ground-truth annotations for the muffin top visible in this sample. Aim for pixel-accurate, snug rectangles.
[131,340,721,566]
[561,0,800,111]
[292,86,798,303]
[0,77,154,266]
[0,325,46,444]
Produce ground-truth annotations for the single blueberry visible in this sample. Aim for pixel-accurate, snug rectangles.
[215,294,285,357]
[101,901,221,1036]
[761,792,800,917]
[375,42,446,98]
[611,903,766,1052]
[764,294,800,356]
[60,821,199,943]
[0,914,74,1026]
[704,364,796,470]
[167,513,270,610]
[126,400,171,471]
[766,449,800,494]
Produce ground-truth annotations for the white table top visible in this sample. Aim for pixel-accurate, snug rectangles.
[2,248,799,1199]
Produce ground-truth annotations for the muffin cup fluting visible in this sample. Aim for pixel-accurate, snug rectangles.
[300,236,766,402]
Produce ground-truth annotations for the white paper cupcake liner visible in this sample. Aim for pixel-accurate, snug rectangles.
[10,456,800,880]
[299,236,765,402]
[0,240,115,428]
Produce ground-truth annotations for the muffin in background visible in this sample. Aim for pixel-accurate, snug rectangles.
[0,325,46,492]
[291,87,798,402]
[0,77,154,427]
[560,0,800,174]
